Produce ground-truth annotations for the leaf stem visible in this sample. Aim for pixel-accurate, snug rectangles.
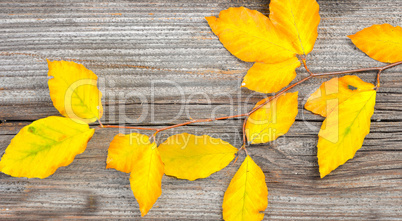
[302,58,313,76]
[242,118,248,147]
[376,70,382,91]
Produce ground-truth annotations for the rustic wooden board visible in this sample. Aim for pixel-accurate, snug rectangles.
[0,0,401,220]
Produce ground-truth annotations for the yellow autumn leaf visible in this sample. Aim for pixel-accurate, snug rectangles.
[245,92,298,144]
[241,57,301,93]
[106,133,164,216]
[348,24,402,63]
[158,133,238,181]
[0,116,94,179]
[305,75,375,117]
[222,155,268,221]
[206,2,320,93]
[269,0,320,55]
[47,60,103,123]
[129,142,164,217]
[206,7,296,64]
[106,133,152,173]
[305,76,376,178]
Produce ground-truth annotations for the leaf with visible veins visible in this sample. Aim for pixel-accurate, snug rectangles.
[206,0,320,93]
[0,116,94,179]
[349,24,402,63]
[47,60,103,123]
[305,76,376,177]
[158,133,238,181]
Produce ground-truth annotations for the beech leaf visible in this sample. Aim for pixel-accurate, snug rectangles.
[0,116,94,179]
[222,155,268,221]
[269,0,320,55]
[245,92,298,144]
[348,24,402,63]
[106,133,164,216]
[106,133,152,173]
[305,75,375,117]
[206,7,296,64]
[47,60,103,123]
[241,57,301,93]
[158,133,238,181]
[206,1,320,93]
[305,76,376,178]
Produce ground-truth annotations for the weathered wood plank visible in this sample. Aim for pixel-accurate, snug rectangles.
[1,0,401,220]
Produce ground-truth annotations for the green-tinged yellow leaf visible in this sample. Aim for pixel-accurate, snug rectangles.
[348,24,402,63]
[245,92,298,144]
[222,155,268,221]
[158,133,238,181]
[317,89,376,178]
[47,60,103,123]
[206,7,296,64]
[129,142,164,217]
[269,0,320,55]
[106,133,164,216]
[106,133,152,173]
[305,76,377,177]
[0,116,94,179]
[305,75,375,117]
[241,57,301,93]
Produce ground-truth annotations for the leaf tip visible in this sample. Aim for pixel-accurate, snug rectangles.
[105,159,113,169]
[319,168,330,178]
[140,208,148,217]
[205,16,217,24]
[347,34,356,40]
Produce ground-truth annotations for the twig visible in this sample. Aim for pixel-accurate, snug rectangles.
[98,61,402,148]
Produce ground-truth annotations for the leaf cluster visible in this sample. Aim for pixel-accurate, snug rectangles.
[1,0,402,219]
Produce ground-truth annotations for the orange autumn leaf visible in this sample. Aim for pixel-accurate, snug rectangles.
[0,116,94,179]
[245,92,298,144]
[158,133,238,181]
[107,133,164,216]
[305,76,376,178]
[206,1,320,93]
[222,155,268,221]
[305,75,375,117]
[349,24,402,63]
[47,60,103,123]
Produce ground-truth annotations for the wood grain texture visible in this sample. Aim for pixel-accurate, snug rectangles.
[0,0,401,220]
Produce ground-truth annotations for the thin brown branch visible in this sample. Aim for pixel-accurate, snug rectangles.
[101,124,158,131]
[240,145,249,155]
[312,60,402,77]
[248,75,313,116]
[154,113,248,133]
[99,61,402,141]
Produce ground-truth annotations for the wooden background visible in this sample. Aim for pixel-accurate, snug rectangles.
[0,0,401,220]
